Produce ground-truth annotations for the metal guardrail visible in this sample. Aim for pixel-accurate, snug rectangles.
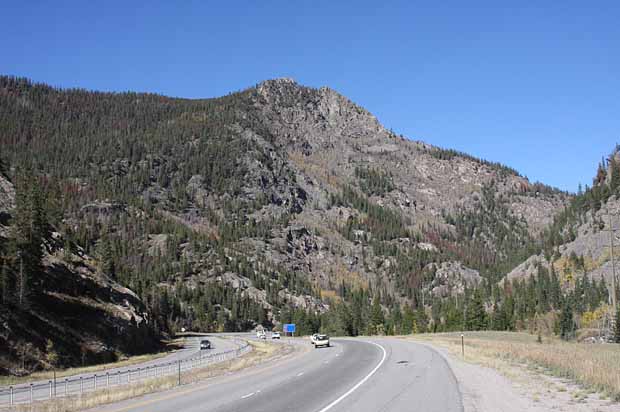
[0,338,251,407]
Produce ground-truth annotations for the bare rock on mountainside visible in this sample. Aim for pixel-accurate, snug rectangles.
[429,261,483,298]
[503,191,620,287]
[0,174,14,231]
[503,254,552,285]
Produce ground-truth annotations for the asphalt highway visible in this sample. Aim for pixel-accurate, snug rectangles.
[90,337,463,412]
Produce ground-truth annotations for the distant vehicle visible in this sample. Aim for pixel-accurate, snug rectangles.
[259,333,267,340]
[314,334,330,348]
[272,332,281,339]
[200,339,212,350]
[310,333,320,345]
[257,330,265,338]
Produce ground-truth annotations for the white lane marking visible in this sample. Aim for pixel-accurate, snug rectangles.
[316,341,387,412]
[297,372,304,376]
[241,392,255,399]
[324,360,330,364]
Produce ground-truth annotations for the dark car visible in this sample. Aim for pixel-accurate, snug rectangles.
[200,339,212,350]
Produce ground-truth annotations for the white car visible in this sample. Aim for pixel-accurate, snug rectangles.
[310,333,319,345]
[272,332,281,339]
[257,330,265,338]
[313,334,330,348]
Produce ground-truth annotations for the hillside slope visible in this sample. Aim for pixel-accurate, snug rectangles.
[0,173,158,374]
[0,75,569,337]
[506,150,620,288]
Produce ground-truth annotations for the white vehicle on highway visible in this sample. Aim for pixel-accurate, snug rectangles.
[257,330,266,339]
[313,334,330,348]
[272,331,281,339]
[310,333,319,345]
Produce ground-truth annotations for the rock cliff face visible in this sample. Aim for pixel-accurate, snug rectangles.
[253,79,565,235]
[232,79,568,299]
[505,195,620,288]
[0,174,14,234]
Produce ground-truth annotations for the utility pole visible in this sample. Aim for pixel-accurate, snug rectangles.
[606,209,618,312]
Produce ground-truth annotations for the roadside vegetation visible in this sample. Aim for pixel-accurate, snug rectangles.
[0,338,182,386]
[8,340,293,412]
[411,331,620,401]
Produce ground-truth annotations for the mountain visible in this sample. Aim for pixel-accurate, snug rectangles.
[0,75,571,348]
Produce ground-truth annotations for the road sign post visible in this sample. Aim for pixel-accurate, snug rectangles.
[461,334,465,358]
[178,360,181,386]
[283,324,296,337]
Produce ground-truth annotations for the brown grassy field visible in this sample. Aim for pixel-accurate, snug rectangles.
[8,340,293,412]
[409,331,620,401]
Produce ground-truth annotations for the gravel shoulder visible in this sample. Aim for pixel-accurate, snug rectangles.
[409,338,620,412]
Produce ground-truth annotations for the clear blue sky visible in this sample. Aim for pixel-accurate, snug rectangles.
[3,1,619,192]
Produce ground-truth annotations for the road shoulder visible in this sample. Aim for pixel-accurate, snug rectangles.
[407,338,620,412]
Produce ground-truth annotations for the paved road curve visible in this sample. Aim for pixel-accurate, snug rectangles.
[90,338,462,412]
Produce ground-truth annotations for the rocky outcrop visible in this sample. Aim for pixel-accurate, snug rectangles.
[504,195,620,286]
[428,261,483,298]
[0,174,14,230]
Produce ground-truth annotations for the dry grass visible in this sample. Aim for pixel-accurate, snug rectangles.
[7,340,291,412]
[410,331,620,401]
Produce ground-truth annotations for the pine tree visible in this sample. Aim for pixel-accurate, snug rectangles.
[0,257,9,307]
[559,300,574,340]
[610,157,620,193]
[98,237,116,280]
[8,170,49,307]
[0,156,7,178]
[466,289,487,331]
[370,297,385,334]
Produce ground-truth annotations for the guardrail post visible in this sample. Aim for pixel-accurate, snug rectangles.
[94,374,97,391]
[49,380,53,399]
[64,378,68,396]
[80,377,83,396]
[106,372,110,388]
[9,386,13,406]
[117,370,121,385]
[30,383,33,403]
[177,360,181,386]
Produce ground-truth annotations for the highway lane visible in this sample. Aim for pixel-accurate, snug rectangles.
[90,337,462,412]
[0,335,237,405]
[327,338,462,412]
